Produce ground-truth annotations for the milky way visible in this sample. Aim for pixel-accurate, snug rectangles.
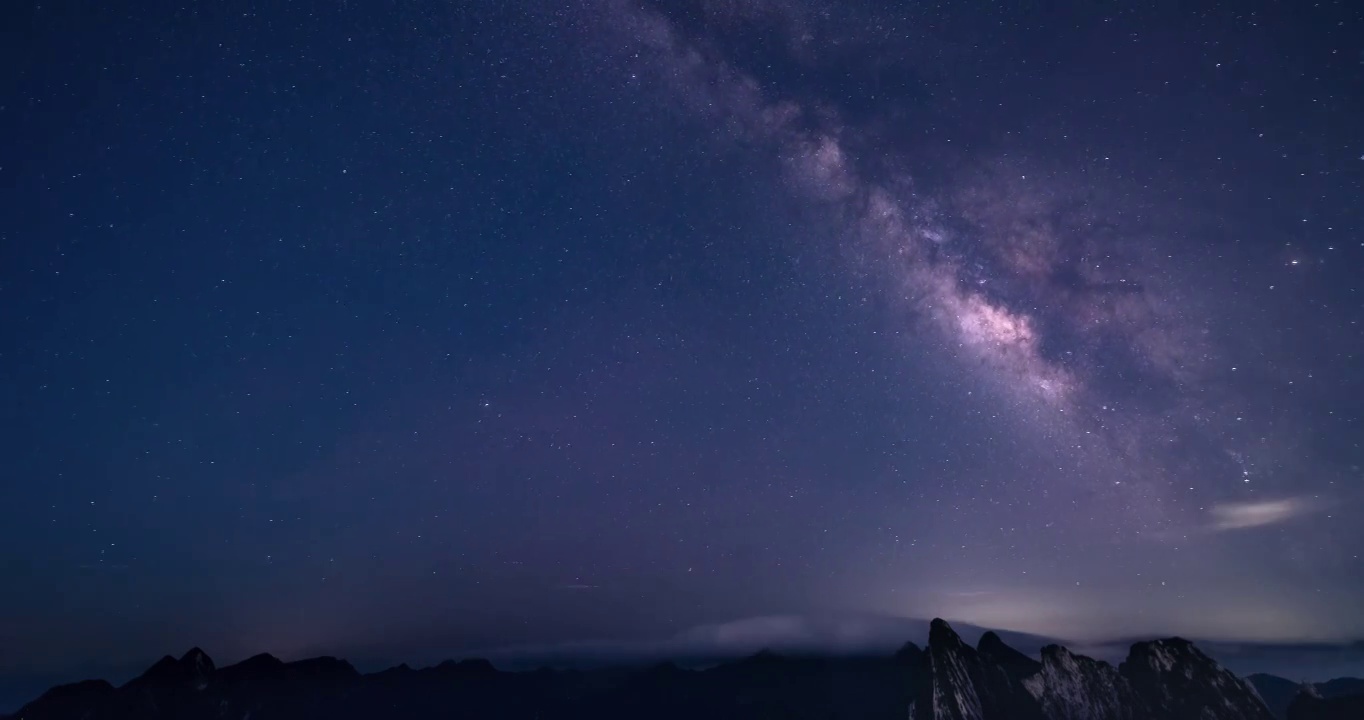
[575,0,1362,638]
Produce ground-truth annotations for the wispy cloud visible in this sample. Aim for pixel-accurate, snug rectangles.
[475,614,1057,665]
[1208,497,1318,531]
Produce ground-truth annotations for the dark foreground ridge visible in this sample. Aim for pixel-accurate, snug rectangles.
[7,619,1360,720]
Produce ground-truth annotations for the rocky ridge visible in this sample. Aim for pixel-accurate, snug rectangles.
[8,620,1358,720]
[912,619,1276,720]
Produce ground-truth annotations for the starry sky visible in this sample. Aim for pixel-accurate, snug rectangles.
[2,0,1363,695]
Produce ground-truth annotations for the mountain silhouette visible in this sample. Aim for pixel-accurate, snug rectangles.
[1248,673,1364,720]
[7,619,1361,719]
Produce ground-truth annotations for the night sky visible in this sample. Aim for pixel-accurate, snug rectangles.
[3,0,1363,697]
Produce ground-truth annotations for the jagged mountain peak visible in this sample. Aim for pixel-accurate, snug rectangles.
[1123,637,1204,672]
[215,651,287,689]
[976,631,1004,652]
[246,651,282,663]
[917,618,1046,720]
[928,618,967,647]
[1039,643,1067,659]
[1118,636,1275,720]
[1026,643,1136,720]
[126,654,183,687]
[179,647,215,689]
[912,622,1280,720]
[230,652,285,671]
[366,662,415,684]
[428,658,495,678]
[1121,637,1224,685]
[896,640,924,663]
[1036,643,1106,668]
[978,631,1041,677]
[741,648,785,664]
[179,647,212,666]
[286,655,361,684]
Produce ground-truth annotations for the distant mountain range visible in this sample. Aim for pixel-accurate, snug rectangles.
[1247,673,1364,720]
[6,618,1361,720]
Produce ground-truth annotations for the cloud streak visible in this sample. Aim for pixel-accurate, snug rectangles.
[478,613,1056,662]
[1209,498,1318,532]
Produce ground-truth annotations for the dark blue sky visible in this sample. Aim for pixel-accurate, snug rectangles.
[2,0,1363,702]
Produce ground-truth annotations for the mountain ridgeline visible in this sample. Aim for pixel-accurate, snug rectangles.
[7,619,1359,720]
